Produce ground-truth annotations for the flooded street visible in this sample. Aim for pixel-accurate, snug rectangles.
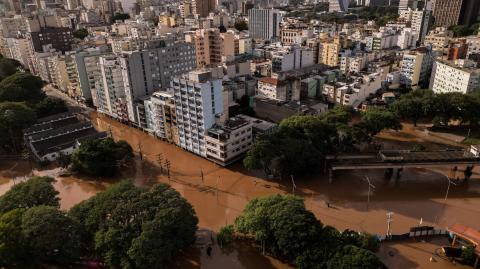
[1,112,480,268]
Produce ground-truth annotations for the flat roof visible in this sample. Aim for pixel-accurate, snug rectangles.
[448,224,480,254]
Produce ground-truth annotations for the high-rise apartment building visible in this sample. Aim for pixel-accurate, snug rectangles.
[185,28,222,68]
[172,70,224,157]
[118,38,196,123]
[192,0,216,17]
[75,46,110,104]
[150,91,180,144]
[329,0,349,12]
[459,0,480,27]
[432,0,462,28]
[399,47,435,88]
[430,60,480,94]
[248,8,281,40]
[399,8,431,43]
[97,55,129,121]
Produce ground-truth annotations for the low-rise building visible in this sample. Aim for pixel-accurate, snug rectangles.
[205,117,253,166]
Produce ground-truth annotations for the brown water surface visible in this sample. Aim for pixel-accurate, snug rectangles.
[1,112,479,268]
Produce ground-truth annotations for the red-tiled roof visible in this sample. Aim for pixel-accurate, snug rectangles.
[449,224,480,253]
[259,77,279,85]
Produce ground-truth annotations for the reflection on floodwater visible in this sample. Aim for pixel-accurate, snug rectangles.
[1,112,479,269]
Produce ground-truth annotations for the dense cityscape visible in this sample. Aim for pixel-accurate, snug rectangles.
[0,0,480,268]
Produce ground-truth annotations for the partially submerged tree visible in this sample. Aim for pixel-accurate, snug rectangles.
[71,138,133,177]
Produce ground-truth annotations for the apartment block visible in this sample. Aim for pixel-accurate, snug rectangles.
[97,55,129,121]
[430,60,480,94]
[185,28,223,68]
[172,70,224,157]
[150,91,180,144]
[400,47,435,88]
[248,8,281,40]
[205,117,253,166]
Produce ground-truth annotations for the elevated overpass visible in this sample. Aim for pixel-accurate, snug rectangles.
[326,148,480,183]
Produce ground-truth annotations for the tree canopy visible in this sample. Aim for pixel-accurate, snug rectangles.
[0,58,21,81]
[0,176,59,214]
[34,96,68,118]
[21,205,82,264]
[0,72,45,104]
[69,181,198,269]
[110,13,130,23]
[72,28,89,39]
[234,19,248,31]
[390,89,480,126]
[0,101,37,153]
[71,137,133,177]
[234,195,384,269]
[244,106,396,176]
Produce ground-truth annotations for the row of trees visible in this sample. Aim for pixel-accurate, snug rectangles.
[0,177,198,269]
[243,106,400,176]
[391,89,480,127]
[231,195,384,269]
[0,55,68,153]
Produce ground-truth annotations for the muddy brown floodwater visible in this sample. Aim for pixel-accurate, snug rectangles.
[1,112,479,269]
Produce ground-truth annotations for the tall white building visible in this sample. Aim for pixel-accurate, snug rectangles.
[118,38,196,123]
[248,8,281,40]
[97,55,129,121]
[329,0,349,12]
[75,46,110,104]
[399,8,431,43]
[172,70,224,157]
[430,60,480,94]
[400,47,435,88]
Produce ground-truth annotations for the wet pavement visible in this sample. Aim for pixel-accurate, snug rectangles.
[1,112,479,269]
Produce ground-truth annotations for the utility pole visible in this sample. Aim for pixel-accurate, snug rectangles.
[138,141,143,160]
[444,175,457,201]
[200,168,204,183]
[165,159,171,181]
[291,175,297,195]
[363,176,376,210]
[386,212,394,239]
[156,153,163,173]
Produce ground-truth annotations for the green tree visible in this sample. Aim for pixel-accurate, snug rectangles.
[21,206,82,264]
[0,58,21,81]
[340,230,380,252]
[110,13,130,23]
[320,105,354,125]
[0,209,28,267]
[448,25,472,37]
[0,176,59,214]
[0,72,45,103]
[391,89,435,126]
[70,181,198,269]
[234,19,248,31]
[72,28,89,39]
[71,137,133,177]
[326,245,385,269]
[359,107,401,136]
[0,101,36,152]
[244,111,370,176]
[217,225,235,247]
[34,96,68,118]
[235,195,323,259]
